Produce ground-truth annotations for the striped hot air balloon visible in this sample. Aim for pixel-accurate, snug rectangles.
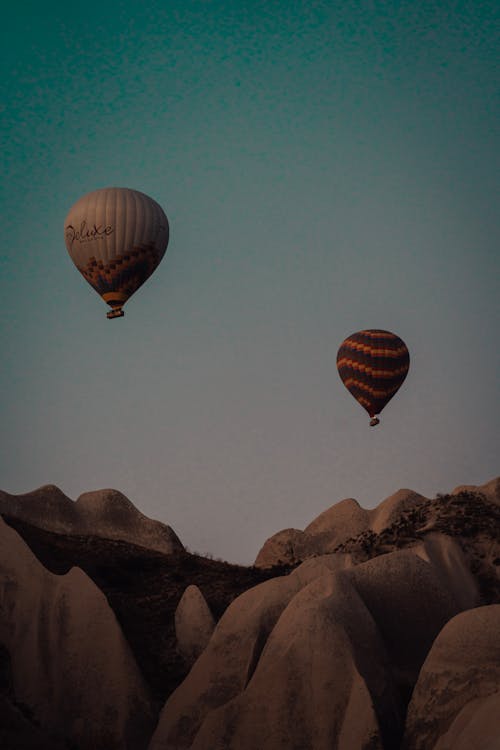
[64,187,169,318]
[337,330,410,426]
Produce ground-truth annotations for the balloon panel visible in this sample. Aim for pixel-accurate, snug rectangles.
[64,187,169,306]
[337,330,410,418]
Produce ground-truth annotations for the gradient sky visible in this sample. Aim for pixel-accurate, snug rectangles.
[2,0,498,564]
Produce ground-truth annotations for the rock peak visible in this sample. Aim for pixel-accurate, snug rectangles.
[0,485,184,555]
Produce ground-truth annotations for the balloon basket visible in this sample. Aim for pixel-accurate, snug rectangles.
[107,308,124,319]
[369,417,380,427]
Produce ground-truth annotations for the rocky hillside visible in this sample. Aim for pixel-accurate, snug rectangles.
[0,485,184,555]
[1,478,499,749]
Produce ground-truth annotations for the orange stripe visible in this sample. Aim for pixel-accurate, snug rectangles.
[344,378,402,398]
[358,330,397,339]
[341,341,408,357]
[355,394,373,409]
[337,358,409,378]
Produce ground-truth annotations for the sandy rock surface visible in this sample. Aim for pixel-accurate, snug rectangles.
[451,476,500,505]
[347,539,478,700]
[151,552,356,749]
[150,532,479,750]
[432,692,500,750]
[0,517,155,749]
[189,571,392,750]
[253,527,318,568]
[2,476,498,749]
[369,489,427,534]
[403,605,500,750]
[254,480,500,570]
[175,585,215,666]
[303,497,370,554]
[0,485,183,555]
[150,572,306,750]
[254,488,429,568]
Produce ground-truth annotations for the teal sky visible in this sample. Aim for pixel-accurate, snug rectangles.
[2,0,499,563]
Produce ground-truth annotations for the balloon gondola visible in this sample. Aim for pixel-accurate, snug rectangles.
[337,330,410,426]
[64,187,169,318]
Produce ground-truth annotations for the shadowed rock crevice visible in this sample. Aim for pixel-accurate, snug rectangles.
[403,605,500,750]
[243,625,269,688]
[0,668,74,750]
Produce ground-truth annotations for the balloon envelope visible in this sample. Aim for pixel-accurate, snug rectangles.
[64,187,169,318]
[337,330,410,423]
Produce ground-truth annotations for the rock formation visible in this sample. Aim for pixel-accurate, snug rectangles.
[305,497,370,545]
[451,476,500,505]
[369,489,427,534]
[1,476,498,749]
[403,605,500,750]
[175,585,215,666]
[254,481,500,569]
[0,516,155,749]
[0,485,183,555]
[149,534,479,749]
[254,490,428,568]
[186,571,392,750]
[254,499,370,568]
[154,555,350,750]
[253,527,318,568]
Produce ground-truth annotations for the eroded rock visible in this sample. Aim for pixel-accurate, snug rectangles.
[0,485,183,555]
[175,585,215,666]
[0,517,155,749]
[403,605,500,750]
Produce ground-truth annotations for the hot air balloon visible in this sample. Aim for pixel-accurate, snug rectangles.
[337,330,410,426]
[64,187,169,318]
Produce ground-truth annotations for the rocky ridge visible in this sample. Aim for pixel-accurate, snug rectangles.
[0,477,499,749]
[0,485,183,555]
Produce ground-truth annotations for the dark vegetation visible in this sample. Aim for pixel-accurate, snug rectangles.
[333,491,500,604]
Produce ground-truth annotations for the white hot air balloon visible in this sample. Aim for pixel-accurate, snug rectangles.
[64,187,169,318]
